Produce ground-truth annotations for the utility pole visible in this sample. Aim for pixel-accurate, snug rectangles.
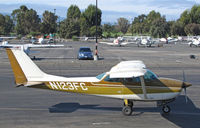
[94,0,98,60]
[54,9,56,44]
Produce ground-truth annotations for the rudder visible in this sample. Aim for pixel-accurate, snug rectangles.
[6,49,27,85]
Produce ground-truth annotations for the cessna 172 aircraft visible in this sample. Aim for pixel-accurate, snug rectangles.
[0,41,64,56]
[99,37,130,46]
[5,48,192,116]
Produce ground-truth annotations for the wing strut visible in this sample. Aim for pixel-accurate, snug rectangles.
[140,76,147,99]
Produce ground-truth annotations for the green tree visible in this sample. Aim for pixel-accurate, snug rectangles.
[80,4,102,36]
[80,16,90,36]
[190,5,200,24]
[0,14,5,35]
[150,17,169,38]
[170,21,186,36]
[117,17,130,34]
[102,23,118,37]
[59,20,67,38]
[59,5,81,38]
[11,5,40,35]
[25,9,41,33]
[146,11,161,33]
[4,15,14,34]
[179,5,200,25]
[131,14,147,34]
[102,23,113,33]
[184,23,200,35]
[0,14,14,35]
[67,5,81,20]
[82,5,101,27]
[65,19,80,38]
[90,26,102,37]
[41,10,58,34]
[179,10,190,25]
[146,11,161,24]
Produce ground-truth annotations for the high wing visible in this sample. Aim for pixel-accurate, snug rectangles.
[109,60,147,78]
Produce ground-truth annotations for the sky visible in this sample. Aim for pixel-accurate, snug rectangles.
[0,0,199,22]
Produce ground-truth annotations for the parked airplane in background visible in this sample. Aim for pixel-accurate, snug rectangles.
[0,41,64,56]
[0,36,17,42]
[188,39,200,47]
[167,37,178,43]
[137,37,165,47]
[5,48,192,116]
[160,37,178,44]
[137,38,155,47]
[100,37,127,46]
[99,37,136,46]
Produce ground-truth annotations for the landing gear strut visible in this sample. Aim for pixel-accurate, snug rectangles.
[122,99,133,116]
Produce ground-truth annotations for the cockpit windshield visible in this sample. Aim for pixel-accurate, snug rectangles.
[144,70,158,80]
[96,73,106,80]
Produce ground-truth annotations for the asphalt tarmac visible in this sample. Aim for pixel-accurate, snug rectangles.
[0,41,200,128]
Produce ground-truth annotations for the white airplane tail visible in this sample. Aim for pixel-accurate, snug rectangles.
[6,48,46,86]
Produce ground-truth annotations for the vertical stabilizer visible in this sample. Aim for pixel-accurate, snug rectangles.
[6,48,46,85]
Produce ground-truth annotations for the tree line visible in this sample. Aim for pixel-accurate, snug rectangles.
[128,5,200,38]
[0,4,200,38]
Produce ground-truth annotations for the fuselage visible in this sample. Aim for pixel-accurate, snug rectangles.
[29,71,191,101]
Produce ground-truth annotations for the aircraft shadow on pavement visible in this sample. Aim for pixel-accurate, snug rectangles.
[31,57,75,61]
[49,96,200,127]
[161,96,200,128]
[48,103,121,113]
[31,57,104,61]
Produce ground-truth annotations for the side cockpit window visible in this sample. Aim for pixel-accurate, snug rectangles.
[104,75,121,82]
[124,77,140,83]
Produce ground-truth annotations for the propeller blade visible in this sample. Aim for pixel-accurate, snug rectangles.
[184,87,188,103]
[183,70,186,82]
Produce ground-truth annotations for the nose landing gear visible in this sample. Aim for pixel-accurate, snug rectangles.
[162,105,171,114]
[157,99,174,114]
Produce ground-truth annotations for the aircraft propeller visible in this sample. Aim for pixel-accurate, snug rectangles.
[182,70,188,103]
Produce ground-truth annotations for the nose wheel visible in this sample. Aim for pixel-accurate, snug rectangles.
[122,99,133,116]
[162,105,171,114]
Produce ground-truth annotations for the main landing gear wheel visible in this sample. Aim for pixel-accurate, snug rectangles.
[122,106,132,116]
[162,105,171,114]
[122,100,133,116]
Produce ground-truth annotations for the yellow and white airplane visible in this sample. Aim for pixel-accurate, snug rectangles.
[5,48,192,116]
